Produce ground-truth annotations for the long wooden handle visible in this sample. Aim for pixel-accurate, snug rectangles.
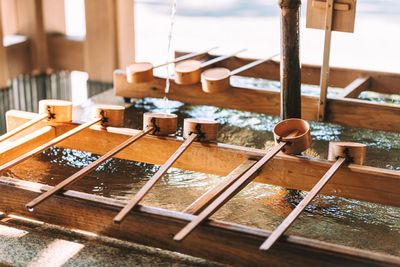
[230,53,279,76]
[0,113,48,143]
[153,47,219,69]
[259,157,346,251]
[0,117,102,172]
[183,159,256,215]
[173,141,287,242]
[200,49,247,69]
[26,127,153,210]
[113,133,198,224]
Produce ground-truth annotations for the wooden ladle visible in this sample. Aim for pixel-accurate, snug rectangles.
[173,118,311,242]
[113,117,219,224]
[259,141,367,251]
[174,49,247,85]
[201,53,279,93]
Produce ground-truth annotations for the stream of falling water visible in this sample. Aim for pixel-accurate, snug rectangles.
[162,0,178,113]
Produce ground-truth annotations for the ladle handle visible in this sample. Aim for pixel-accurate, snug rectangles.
[153,46,219,69]
[259,157,346,251]
[183,159,256,215]
[173,141,287,242]
[230,53,279,76]
[200,49,247,69]
[0,113,49,143]
[25,127,153,210]
[0,117,102,172]
[113,133,198,224]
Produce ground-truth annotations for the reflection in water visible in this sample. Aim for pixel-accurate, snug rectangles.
[1,97,399,258]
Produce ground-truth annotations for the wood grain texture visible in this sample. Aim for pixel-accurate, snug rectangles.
[6,110,400,207]
[306,0,356,33]
[5,38,32,77]
[184,159,256,215]
[280,0,301,119]
[175,52,400,94]
[174,142,287,241]
[15,0,49,72]
[260,157,346,250]
[114,70,400,132]
[0,117,101,172]
[115,0,135,69]
[26,127,152,210]
[338,76,371,98]
[42,0,66,34]
[0,126,55,164]
[0,5,9,88]
[1,177,399,267]
[47,34,85,72]
[0,113,48,143]
[84,0,117,82]
[114,133,197,223]
[317,0,333,121]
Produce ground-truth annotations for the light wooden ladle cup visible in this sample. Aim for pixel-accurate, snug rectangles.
[259,141,367,251]
[0,99,72,144]
[201,53,279,93]
[126,47,218,84]
[173,118,311,242]
[174,49,247,85]
[113,117,219,224]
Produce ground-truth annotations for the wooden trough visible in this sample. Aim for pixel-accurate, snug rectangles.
[0,108,400,266]
[114,51,400,132]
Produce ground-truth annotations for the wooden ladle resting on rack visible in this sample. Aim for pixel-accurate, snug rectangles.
[0,99,72,144]
[113,117,219,224]
[0,100,104,172]
[201,53,279,93]
[126,46,218,84]
[174,49,247,85]
[25,108,181,211]
[173,118,312,241]
[259,141,367,251]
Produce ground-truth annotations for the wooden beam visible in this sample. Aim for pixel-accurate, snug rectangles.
[47,34,85,72]
[5,37,32,77]
[114,70,400,132]
[338,76,371,98]
[115,0,135,69]
[42,0,66,34]
[6,110,400,207]
[279,0,301,119]
[1,177,399,267]
[0,0,18,35]
[0,126,55,164]
[175,51,400,95]
[15,0,49,72]
[327,97,400,131]
[0,4,9,89]
[84,0,117,82]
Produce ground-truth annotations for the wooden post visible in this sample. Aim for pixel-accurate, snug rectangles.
[116,0,135,69]
[279,0,301,119]
[42,0,66,34]
[317,0,334,121]
[84,0,117,82]
[84,0,135,82]
[0,2,9,89]
[15,0,49,73]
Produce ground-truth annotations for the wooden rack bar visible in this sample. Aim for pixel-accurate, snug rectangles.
[1,176,399,267]
[4,110,400,207]
[114,71,400,132]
